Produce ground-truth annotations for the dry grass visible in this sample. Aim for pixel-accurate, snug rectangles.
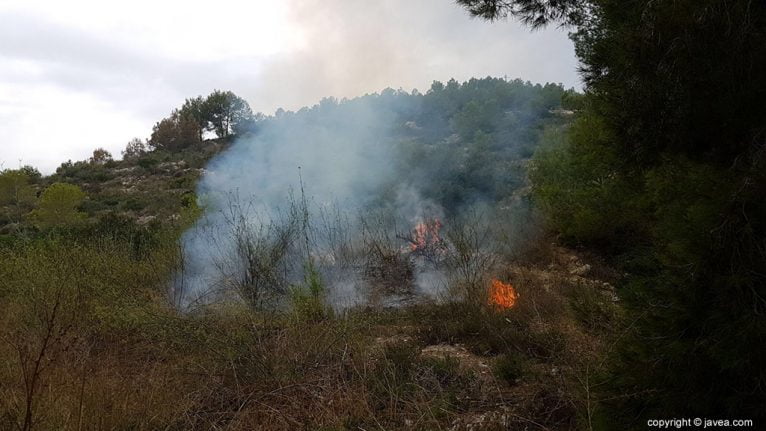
[0,225,620,430]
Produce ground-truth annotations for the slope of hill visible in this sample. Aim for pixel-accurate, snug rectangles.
[0,78,620,430]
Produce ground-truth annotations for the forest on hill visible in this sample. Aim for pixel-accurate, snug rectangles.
[1,0,764,429]
[0,79,574,237]
[1,78,600,430]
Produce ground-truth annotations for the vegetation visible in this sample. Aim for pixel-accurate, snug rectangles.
[3,0,762,424]
[0,80,620,430]
[150,90,256,150]
[27,183,87,229]
[459,0,766,426]
[258,78,573,215]
[0,167,38,230]
[0,78,567,238]
[0,212,614,430]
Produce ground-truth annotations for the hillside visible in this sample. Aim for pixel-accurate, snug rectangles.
[0,78,625,430]
[3,0,765,429]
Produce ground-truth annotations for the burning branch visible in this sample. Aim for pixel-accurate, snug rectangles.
[398,218,447,260]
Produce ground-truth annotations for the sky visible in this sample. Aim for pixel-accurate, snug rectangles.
[0,0,580,173]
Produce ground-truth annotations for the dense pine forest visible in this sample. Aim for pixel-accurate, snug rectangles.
[1,1,764,430]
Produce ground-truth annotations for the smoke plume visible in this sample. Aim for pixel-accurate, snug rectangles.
[175,93,450,309]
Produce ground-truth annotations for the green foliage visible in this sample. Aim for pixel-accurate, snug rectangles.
[89,147,113,165]
[0,170,36,206]
[467,0,766,424]
[457,0,582,27]
[567,283,619,334]
[28,183,86,229]
[179,96,207,141]
[149,110,202,151]
[0,237,169,329]
[531,114,640,245]
[289,261,330,322]
[203,90,255,138]
[17,165,42,183]
[494,352,525,383]
[0,169,37,226]
[123,198,146,211]
[136,152,161,169]
[149,90,255,150]
[0,221,185,429]
[54,159,114,183]
[122,137,147,160]
[380,77,569,213]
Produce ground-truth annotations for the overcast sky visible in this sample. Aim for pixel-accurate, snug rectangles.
[0,0,579,173]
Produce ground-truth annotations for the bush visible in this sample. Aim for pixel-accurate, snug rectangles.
[494,352,525,383]
[531,116,641,247]
[0,233,181,430]
[137,154,161,170]
[124,198,146,211]
[568,284,619,334]
[27,183,87,229]
[289,263,331,322]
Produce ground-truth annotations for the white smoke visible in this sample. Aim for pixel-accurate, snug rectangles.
[174,93,451,309]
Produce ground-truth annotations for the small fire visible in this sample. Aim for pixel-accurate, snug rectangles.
[410,219,443,252]
[489,279,518,309]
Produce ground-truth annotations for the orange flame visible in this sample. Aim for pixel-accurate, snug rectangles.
[411,219,443,252]
[489,279,518,309]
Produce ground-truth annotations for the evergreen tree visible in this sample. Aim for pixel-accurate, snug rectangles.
[458,0,766,425]
[122,138,147,160]
[203,90,255,138]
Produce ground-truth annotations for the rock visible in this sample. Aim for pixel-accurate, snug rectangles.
[136,215,156,225]
[569,263,591,276]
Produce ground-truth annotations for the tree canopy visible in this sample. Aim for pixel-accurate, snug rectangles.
[89,148,113,165]
[122,138,147,160]
[203,90,255,138]
[149,90,255,151]
[459,0,766,424]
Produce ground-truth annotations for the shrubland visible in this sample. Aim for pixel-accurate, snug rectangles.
[0,213,619,430]
[0,77,626,430]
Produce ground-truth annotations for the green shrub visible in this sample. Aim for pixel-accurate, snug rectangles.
[531,116,640,247]
[568,284,619,334]
[124,198,147,211]
[27,182,87,229]
[420,355,463,386]
[137,155,160,170]
[494,352,525,383]
[289,262,331,322]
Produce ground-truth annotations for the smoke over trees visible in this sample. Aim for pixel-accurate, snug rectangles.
[177,77,571,306]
